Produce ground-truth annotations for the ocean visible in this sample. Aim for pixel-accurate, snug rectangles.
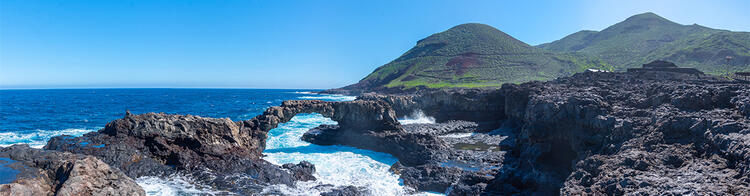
[0,89,439,195]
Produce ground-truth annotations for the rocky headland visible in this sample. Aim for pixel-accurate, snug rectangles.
[0,99,409,195]
[1,64,749,195]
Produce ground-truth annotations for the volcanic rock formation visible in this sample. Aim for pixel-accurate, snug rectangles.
[44,111,316,194]
[8,66,748,195]
[42,100,408,194]
[0,145,144,196]
[352,70,750,195]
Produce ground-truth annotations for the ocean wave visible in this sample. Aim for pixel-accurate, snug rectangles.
[263,113,443,195]
[398,110,436,125]
[137,174,228,196]
[265,114,337,149]
[0,128,98,148]
[297,94,357,102]
[438,132,475,138]
[264,150,406,195]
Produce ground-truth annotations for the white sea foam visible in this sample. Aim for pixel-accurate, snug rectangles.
[438,132,475,138]
[263,150,407,195]
[398,110,436,125]
[0,128,97,148]
[137,175,226,196]
[296,93,357,102]
[262,114,444,195]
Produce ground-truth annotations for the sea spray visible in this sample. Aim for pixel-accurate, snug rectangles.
[0,128,97,148]
[262,114,443,195]
[293,91,356,102]
[297,94,357,102]
[398,110,436,124]
[137,174,226,196]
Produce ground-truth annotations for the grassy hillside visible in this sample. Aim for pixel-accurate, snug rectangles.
[538,12,750,74]
[344,23,608,90]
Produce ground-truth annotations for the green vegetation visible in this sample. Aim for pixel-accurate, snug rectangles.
[538,12,750,74]
[350,23,599,90]
[341,13,748,91]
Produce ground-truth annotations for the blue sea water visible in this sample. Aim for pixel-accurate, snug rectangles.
[0,89,347,147]
[0,89,438,195]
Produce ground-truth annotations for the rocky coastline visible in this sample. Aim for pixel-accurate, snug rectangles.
[2,67,749,195]
[335,70,750,195]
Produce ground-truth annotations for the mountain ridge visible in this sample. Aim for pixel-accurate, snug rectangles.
[330,12,749,93]
[538,12,750,74]
[336,23,606,92]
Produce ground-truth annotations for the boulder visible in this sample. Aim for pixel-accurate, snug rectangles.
[0,145,144,196]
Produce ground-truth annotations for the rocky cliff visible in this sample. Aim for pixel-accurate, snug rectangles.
[322,69,750,195]
[491,71,750,195]
[358,88,506,130]
[0,145,144,196]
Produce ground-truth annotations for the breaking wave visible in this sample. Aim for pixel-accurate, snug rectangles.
[262,114,443,195]
[0,128,98,148]
[137,174,227,196]
[438,132,475,138]
[296,92,357,102]
[398,110,436,125]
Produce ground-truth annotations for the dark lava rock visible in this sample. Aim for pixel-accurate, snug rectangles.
[327,70,750,195]
[305,119,503,194]
[283,161,316,181]
[302,124,449,166]
[0,144,144,196]
[45,112,314,194]
[359,89,506,131]
[391,163,465,192]
[46,112,269,174]
[401,120,478,135]
[732,88,750,117]
[43,99,407,195]
[488,71,750,195]
[26,68,748,195]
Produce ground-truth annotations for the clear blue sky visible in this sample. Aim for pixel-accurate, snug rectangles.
[1,0,748,89]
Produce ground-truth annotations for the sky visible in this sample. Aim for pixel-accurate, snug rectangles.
[1,0,748,89]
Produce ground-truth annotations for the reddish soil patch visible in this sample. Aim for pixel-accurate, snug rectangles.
[446,53,481,75]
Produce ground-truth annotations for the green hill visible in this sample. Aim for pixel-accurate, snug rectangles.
[332,13,748,93]
[340,23,608,90]
[538,12,750,74]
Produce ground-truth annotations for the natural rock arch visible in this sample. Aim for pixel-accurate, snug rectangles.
[246,100,445,166]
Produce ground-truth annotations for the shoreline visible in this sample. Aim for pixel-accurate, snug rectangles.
[1,70,749,195]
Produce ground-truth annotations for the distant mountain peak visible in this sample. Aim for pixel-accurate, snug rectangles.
[629,12,661,19]
[450,22,495,29]
[442,23,506,35]
[617,12,679,27]
[538,12,749,74]
[420,23,520,42]
[413,23,534,56]
[328,23,604,92]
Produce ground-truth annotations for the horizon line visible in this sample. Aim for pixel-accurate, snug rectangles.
[0,87,328,90]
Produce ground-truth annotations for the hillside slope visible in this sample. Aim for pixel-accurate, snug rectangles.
[337,23,607,91]
[538,12,750,74]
